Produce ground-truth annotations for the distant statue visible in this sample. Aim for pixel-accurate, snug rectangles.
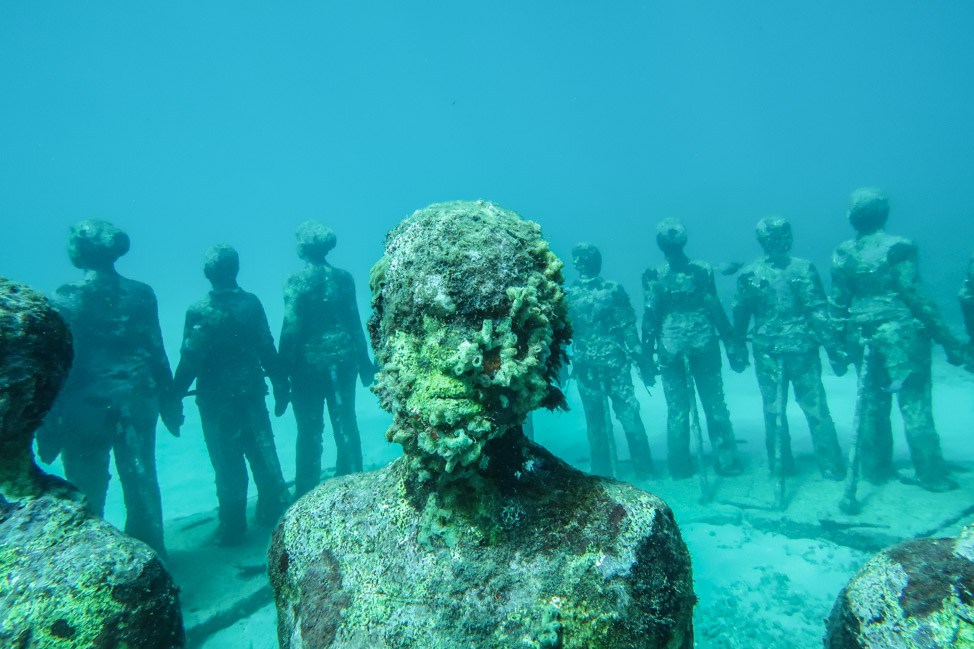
[958,252,974,368]
[39,220,179,556]
[642,218,743,479]
[731,216,846,479]
[567,242,654,478]
[270,201,695,648]
[172,245,291,545]
[0,277,185,648]
[826,523,974,648]
[830,188,965,492]
[279,221,374,497]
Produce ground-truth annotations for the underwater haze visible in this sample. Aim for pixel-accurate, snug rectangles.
[3,2,974,648]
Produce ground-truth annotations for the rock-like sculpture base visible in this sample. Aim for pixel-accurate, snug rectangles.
[826,524,974,648]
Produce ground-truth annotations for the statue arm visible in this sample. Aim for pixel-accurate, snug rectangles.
[640,269,661,357]
[960,283,974,343]
[171,309,202,397]
[278,280,300,380]
[342,273,375,379]
[702,266,734,342]
[891,242,961,351]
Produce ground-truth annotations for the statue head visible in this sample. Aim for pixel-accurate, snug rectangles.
[67,220,130,271]
[296,220,337,263]
[755,216,793,256]
[847,187,889,234]
[655,218,688,253]
[203,244,240,288]
[368,201,571,480]
[0,278,73,452]
[571,242,602,278]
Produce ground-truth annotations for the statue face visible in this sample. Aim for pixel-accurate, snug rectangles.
[380,296,553,473]
[369,201,570,477]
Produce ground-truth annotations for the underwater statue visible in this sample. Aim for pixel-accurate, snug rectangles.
[567,242,654,478]
[642,218,743,479]
[38,220,178,556]
[958,252,974,368]
[172,245,291,545]
[0,277,185,649]
[825,523,974,647]
[830,188,965,492]
[732,216,846,479]
[280,221,374,497]
[270,201,695,649]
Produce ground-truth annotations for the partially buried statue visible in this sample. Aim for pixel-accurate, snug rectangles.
[826,523,974,648]
[0,277,184,648]
[270,201,695,648]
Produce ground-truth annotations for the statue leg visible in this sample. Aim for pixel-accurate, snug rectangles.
[606,364,653,478]
[790,351,845,479]
[690,342,741,476]
[242,399,290,526]
[890,330,952,490]
[113,399,167,556]
[576,366,614,477]
[659,352,693,478]
[292,376,326,498]
[328,361,363,476]
[199,398,249,542]
[857,335,895,484]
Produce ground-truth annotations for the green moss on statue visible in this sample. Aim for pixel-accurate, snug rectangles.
[270,201,694,648]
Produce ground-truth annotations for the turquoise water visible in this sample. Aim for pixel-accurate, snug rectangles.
[3,3,974,647]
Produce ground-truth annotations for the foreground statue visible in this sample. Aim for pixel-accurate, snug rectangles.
[0,277,184,648]
[270,201,695,648]
[826,524,974,648]
[830,188,964,492]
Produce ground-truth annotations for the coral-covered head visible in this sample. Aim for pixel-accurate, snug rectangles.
[368,201,571,478]
[0,278,73,449]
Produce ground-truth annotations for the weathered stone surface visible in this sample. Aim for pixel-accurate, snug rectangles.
[825,524,974,648]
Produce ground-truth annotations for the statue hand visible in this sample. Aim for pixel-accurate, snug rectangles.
[273,383,290,417]
[827,348,849,377]
[159,397,184,437]
[360,360,378,388]
[727,343,749,374]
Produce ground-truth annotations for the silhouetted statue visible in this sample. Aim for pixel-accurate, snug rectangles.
[39,220,178,556]
[830,188,965,492]
[172,245,290,545]
[732,216,845,479]
[1,277,184,648]
[958,252,974,368]
[568,242,654,478]
[642,218,743,479]
[280,221,374,497]
[270,201,695,648]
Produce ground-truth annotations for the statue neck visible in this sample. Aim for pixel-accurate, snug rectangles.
[0,440,43,502]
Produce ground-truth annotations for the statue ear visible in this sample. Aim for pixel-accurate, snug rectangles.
[540,385,568,412]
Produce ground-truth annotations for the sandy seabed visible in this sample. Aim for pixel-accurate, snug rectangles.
[45,354,974,648]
